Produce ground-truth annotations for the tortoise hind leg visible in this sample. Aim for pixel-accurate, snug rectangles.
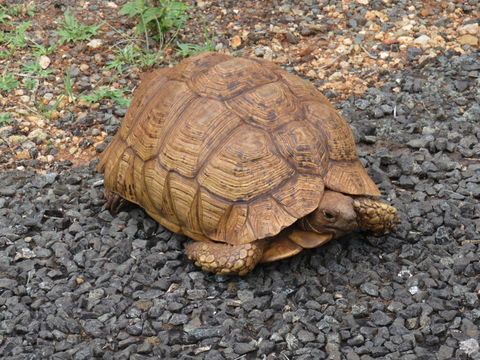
[185,240,266,275]
[104,189,130,215]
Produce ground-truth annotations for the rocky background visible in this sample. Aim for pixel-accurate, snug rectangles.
[0,0,479,359]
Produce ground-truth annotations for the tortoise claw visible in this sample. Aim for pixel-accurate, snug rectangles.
[104,190,130,215]
[353,197,399,236]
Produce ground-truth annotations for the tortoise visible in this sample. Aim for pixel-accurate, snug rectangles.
[97,52,398,275]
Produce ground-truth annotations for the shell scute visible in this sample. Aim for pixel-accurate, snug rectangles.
[198,126,295,203]
[225,82,300,130]
[157,97,241,177]
[273,120,329,175]
[188,57,279,100]
[304,101,357,162]
[124,80,197,161]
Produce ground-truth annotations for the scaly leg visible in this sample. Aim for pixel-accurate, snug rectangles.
[353,197,399,236]
[104,189,130,215]
[185,240,266,275]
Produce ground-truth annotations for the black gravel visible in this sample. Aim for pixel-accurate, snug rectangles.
[1,28,480,360]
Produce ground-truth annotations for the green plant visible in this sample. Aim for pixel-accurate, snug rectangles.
[56,10,103,44]
[106,43,142,72]
[138,51,163,68]
[107,43,163,72]
[176,42,213,57]
[22,3,36,18]
[81,88,130,107]
[1,3,35,18]
[0,73,19,92]
[0,3,35,21]
[23,78,38,91]
[22,61,54,77]
[64,69,75,101]
[0,42,14,58]
[177,31,215,57]
[0,21,30,49]
[0,112,13,125]
[31,43,56,57]
[0,32,12,58]
[0,6,10,23]
[36,95,64,120]
[120,0,188,48]
[0,5,32,57]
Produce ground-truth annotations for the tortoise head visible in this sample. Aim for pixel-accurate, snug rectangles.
[301,190,358,239]
[301,190,399,238]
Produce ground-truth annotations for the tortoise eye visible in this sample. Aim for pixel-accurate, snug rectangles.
[323,211,336,221]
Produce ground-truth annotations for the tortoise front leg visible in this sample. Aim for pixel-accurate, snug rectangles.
[185,240,266,275]
[353,197,399,235]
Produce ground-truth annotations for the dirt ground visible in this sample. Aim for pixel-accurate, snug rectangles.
[0,0,478,171]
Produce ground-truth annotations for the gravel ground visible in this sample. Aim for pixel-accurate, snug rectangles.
[1,1,480,359]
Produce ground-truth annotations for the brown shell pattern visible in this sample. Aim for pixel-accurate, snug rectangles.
[97,52,380,245]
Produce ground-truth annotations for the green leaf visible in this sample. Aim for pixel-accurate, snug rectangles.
[56,10,103,44]
[81,88,131,107]
[120,0,188,43]
[0,112,13,125]
[119,0,145,17]
[0,73,19,92]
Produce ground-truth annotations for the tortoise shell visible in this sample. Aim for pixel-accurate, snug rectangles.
[97,52,380,245]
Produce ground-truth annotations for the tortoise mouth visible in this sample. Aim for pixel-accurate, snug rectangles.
[300,217,356,238]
